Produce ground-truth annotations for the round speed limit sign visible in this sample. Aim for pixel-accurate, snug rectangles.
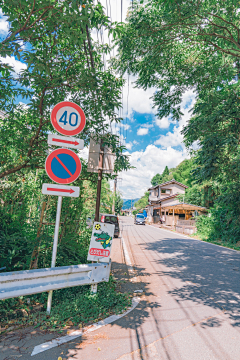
[51,101,86,136]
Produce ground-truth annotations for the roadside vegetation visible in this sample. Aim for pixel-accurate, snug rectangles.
[1,0,240,332]
[0,0,129,331]
[0,277,131,334]
[115,0,240,248]
[0,162,130,334]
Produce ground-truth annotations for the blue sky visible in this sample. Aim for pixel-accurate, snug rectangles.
[0,2,195,199]
[123,111,178,153]
[112,79,195,199]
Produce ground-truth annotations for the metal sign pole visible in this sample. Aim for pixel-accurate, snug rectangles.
[47,195,63,314]
[94,139,104,222]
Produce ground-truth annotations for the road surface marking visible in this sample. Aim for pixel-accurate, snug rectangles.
[31,296,140,356]
[121,236,134,273]
[147,224,240,253]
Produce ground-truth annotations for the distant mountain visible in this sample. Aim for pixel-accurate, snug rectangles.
[122,198,140,210]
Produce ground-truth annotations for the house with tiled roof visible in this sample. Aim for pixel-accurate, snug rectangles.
[147,179,207,228]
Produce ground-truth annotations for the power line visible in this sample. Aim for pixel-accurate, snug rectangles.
[126,73,130,141]
[121,0,123,22]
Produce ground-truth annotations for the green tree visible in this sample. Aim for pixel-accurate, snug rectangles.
[182,83,240,184]
[151,166,170,187]
[0,0,130,179]
[115,0,239,120]
[169,159,194,187]
[151,173,162,187]
[162,166,169,178]
[134,191,149,214]
[115,0,240,243]
[115,192,124,214]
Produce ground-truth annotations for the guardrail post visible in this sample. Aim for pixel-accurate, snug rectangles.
[91,284,98,293]
[47,195,62,314]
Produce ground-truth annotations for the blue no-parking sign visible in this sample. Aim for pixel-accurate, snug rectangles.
[45,148,81,184]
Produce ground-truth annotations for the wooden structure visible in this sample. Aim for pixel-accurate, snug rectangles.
[147,179,208,232]
[161,202,207,233]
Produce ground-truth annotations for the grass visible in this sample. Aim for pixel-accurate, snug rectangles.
[150,223,240,252]
[0,275,132,335]
[195,234,240,252]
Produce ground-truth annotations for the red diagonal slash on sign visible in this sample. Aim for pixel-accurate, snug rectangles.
[55,155,73,176]
[52,138,79,146]
[47,187,75,194]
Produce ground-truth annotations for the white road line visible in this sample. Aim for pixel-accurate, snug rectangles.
[146,224,240,253]
[121,236,134,273]
[31,296,140,356]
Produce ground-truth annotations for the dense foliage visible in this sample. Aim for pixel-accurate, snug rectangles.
[0,161,130,330]
[115,0,240,245]
[0,2,128,321]
[133,191,149,215]
[0,160,116,272]
[151,166,169,186]
[0,0,130,178]
[0,275,131,330]
[0,1,128,272]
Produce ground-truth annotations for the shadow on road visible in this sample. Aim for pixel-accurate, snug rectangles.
[141,236,240,328]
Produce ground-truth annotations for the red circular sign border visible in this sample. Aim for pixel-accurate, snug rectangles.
[45,148,81,184]
[51,101,86,136]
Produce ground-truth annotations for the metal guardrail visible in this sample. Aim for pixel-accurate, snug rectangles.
[177,220,196,226]
[0,262,111,300]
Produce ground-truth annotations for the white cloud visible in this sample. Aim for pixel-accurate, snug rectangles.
[0,9,9,34]
[118,144,189,198]
[122,75,157,119]
[0,55,27,74]
[154,89,196,149]
[154,128,184,148]
[133,140,139,145]
[155,116,171,129]
[92,2,157,121]
[78,146,89,161]
[125,142,133,150]
[119,123,130,130]
[137,127,149,135]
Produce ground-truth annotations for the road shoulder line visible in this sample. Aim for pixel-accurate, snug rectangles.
[31,296,140,356]
[121,235,134,273]
[147,224,240,253]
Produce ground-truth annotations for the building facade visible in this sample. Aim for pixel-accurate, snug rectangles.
[147,179,188,225]
[147,178,208,229]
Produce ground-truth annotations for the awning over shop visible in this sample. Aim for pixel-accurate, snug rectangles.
[161,202,208,212]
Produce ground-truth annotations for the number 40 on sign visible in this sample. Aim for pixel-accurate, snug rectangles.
[51,101,86,136]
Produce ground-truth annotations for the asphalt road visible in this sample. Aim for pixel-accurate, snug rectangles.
[1,216,240,359]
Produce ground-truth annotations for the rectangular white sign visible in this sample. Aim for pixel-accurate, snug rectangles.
[87,222,115,263]
[48,134,84,150]
[42,183,80,197]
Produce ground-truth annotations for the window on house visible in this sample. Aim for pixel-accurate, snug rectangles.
[161,189,171,194]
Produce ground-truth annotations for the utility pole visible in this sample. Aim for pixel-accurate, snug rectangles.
[112,177,117,214]
[94,139,104,222]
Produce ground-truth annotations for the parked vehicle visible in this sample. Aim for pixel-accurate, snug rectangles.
[134,213,146,225]
[100,214,120,238]
[86,217,93,228]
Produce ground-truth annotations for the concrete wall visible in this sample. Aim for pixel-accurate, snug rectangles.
[161,198,180,207]
[165,215,179,226]
[161,183,186,195]
[176,225,196,235]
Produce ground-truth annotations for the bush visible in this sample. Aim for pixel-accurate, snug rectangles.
[196,184,240,244]
[0,276,131,329]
